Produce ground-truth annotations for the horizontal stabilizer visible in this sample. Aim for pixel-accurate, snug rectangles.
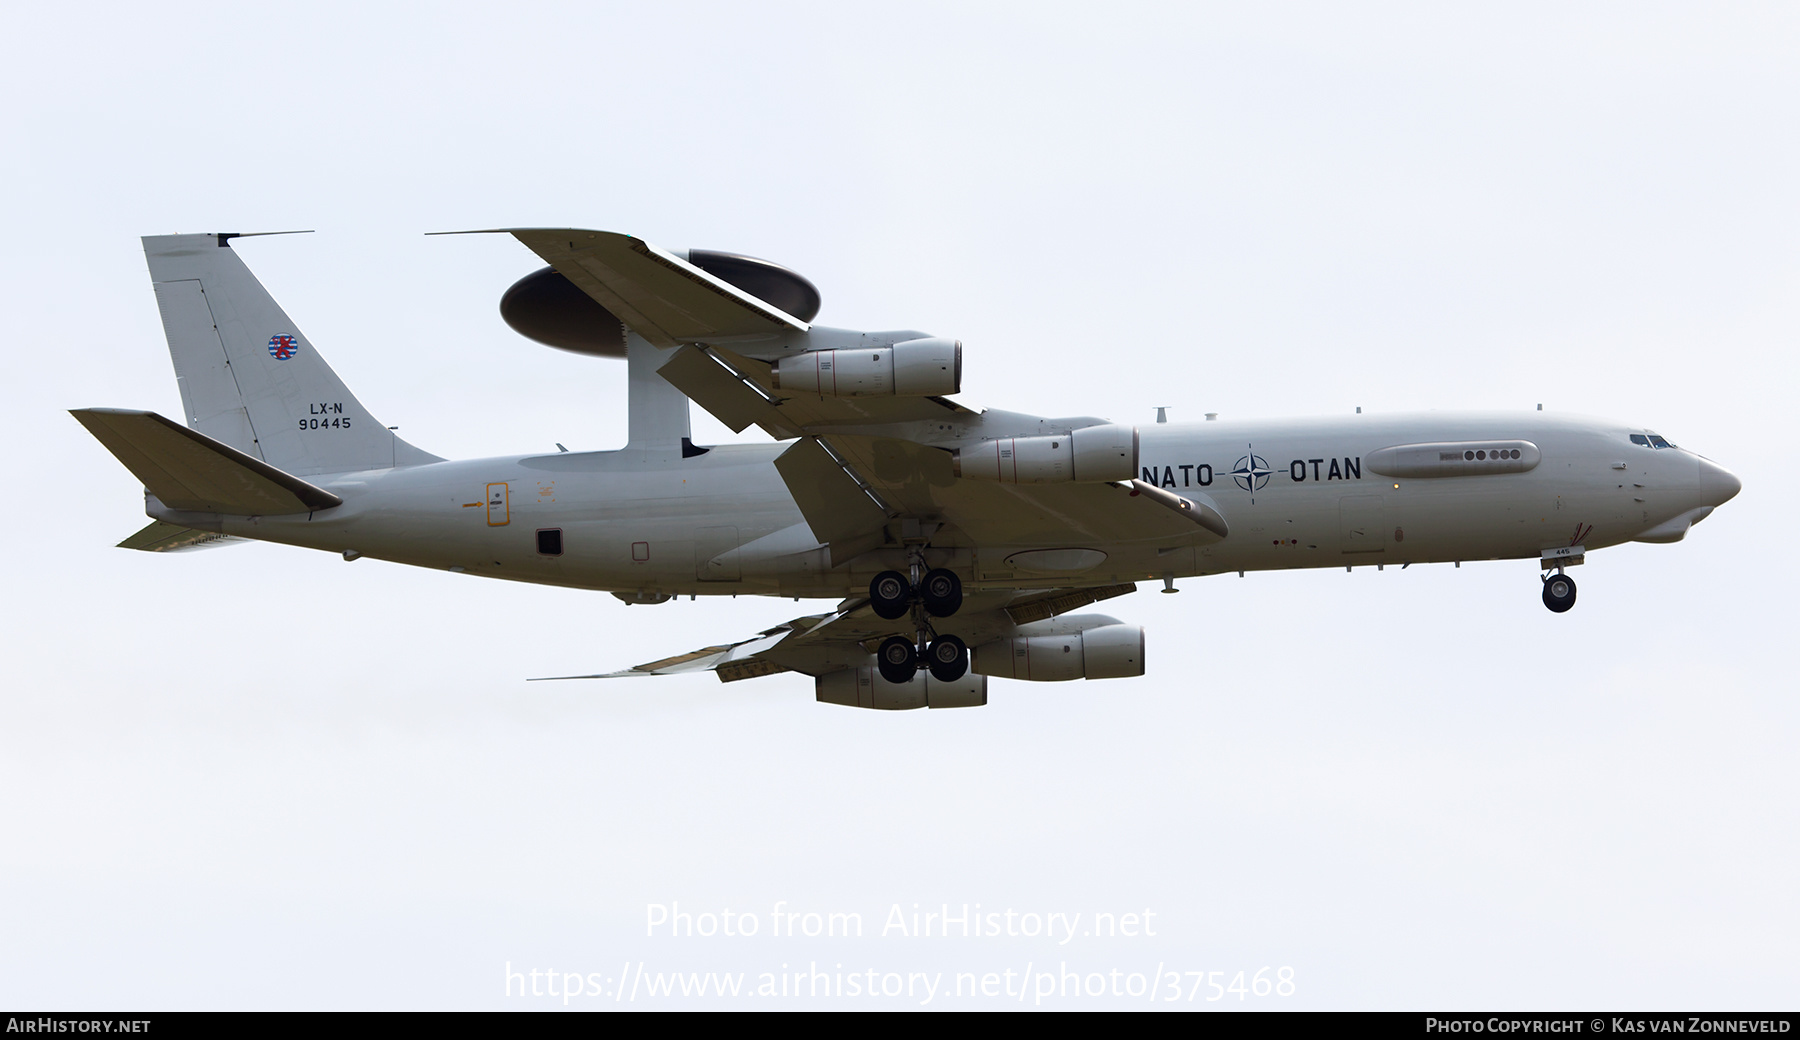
[117,520,246,553]
[72,408,343,515]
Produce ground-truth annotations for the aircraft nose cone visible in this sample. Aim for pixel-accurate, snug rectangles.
[1698,458,1742,506]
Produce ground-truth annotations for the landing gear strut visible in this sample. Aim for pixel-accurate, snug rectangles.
[871,546,967,682]
[1542,571,1577,613]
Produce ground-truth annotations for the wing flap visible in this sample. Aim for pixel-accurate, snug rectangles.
[821,434,1223,546]
[72,408,343,515]
[773,438,891,551]
[1003,583,1137,625]
[655,346,785,434]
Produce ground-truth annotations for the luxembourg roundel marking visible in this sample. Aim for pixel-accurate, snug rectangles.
[268,335,299,360]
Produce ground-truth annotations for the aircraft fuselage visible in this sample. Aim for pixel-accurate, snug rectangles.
[150,409,1736,600]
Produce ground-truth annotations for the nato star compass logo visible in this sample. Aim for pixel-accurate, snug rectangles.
[1232,453,1272,491]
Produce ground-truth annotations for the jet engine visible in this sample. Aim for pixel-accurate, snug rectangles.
[815,665,987,710]
[951,424,1139,484]
[771,337,961,397]
[971,618,1144,681]
[499,250,823,357]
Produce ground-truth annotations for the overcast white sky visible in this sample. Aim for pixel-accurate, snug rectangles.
[2,1,1795,1010]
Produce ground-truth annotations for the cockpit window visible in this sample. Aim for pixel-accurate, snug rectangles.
[1648,434,1676,449]
[1629,434,1650,446]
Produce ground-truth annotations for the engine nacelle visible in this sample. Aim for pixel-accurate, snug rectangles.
[815,666,987,710]
[971,621,1144,682]
[772,337,961,397]
[952,424,1138,484]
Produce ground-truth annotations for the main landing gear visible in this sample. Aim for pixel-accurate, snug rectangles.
[925,634,968,682]
[877,636,919,683]
[1541,571,1577,613]
[869,567,962,620]
[870,553,968,683]
[877,634,968,683]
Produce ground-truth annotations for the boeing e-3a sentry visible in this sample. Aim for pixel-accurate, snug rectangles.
[73,230,1742,709]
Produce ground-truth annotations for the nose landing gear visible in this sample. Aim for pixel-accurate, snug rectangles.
[1539,545,1584,613]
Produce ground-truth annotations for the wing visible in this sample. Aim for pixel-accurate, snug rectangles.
[474,228,810,348]
[465,228,1230,558]
[452,227,980,430]
[531,585,1138,683]
[650,343,981,439]
[814,433,1228,547]
[642,338,1229,549]
[763,429,1226,559]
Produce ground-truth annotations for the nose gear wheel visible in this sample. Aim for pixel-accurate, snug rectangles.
[1542,572,1577,613]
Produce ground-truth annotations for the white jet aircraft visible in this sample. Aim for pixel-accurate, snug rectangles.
[74,230,1742,709]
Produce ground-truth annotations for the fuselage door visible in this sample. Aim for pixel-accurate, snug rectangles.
[487,483,510,526]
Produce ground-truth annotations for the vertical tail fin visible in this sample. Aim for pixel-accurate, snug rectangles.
[143,233,438,477]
